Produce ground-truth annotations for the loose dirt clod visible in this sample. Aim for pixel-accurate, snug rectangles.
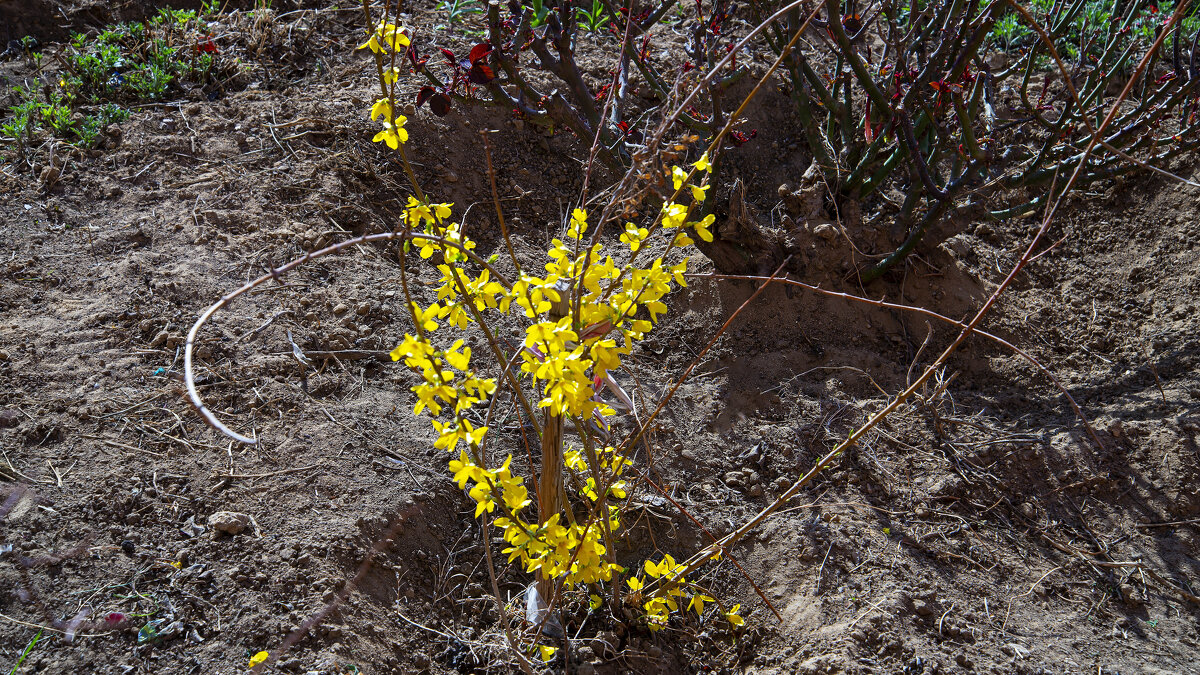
[207,511,251,536]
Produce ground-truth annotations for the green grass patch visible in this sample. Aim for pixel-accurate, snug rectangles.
[3,7,237,159]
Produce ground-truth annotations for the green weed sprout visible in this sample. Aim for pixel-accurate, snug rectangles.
[577,0,611,32]
[436,0,486,27]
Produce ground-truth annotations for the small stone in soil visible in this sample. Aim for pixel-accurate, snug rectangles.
[591,631,619,659]
[813,223,837,241]
[207,511,251,536]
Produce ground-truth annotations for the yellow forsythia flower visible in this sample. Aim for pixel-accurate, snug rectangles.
[248,651,269,669]
[687,592,715,616]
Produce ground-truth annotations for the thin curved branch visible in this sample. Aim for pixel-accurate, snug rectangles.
[185,230,512,445]
[687,273,1103,448]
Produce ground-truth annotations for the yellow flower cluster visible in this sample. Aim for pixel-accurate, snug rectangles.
[566,446,631,502]
[625,554,691,630]
[624,554,743,630]
[380,152,735,631]
[361,21,740,636]
[358,21,410,149]
[661,153,717,248]
[515,207,691,419]
[386,196,679,589]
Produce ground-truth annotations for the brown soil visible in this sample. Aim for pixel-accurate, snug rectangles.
[2,2,1199,675]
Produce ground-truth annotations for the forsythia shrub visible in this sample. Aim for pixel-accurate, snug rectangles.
[357,6,743,653]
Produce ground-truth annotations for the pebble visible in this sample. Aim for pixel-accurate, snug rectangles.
[591,631,619,659]
[333,303,350,316]
[944,236,972,257]
[1120,583,1142,606]
[207,511,251,536]
[158,621,185,640]
[355,302,370,316]
[1001,643,1030,658]
[912,599,935,616]
[813,223,837,241]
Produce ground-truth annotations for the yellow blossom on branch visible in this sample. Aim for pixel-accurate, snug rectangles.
[620,222,649,252]
[358,21,410,53]
[359,20,734,641]
[373,119,408,149]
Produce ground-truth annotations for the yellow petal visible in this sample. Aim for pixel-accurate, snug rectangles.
[370,98,391,121]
